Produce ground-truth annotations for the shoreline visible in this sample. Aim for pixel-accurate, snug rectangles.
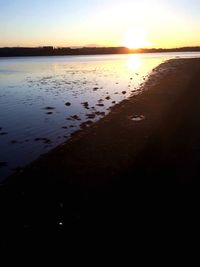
[1,47,200,58]
[1,58,200,238]
[5,58,200,186]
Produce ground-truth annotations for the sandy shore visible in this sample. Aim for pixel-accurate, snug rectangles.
[1,58,200,243]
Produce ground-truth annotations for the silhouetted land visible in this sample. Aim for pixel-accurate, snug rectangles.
[1,58,200,249]
[0,46,200,57]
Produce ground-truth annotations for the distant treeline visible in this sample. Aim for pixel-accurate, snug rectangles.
[0,46,200,57]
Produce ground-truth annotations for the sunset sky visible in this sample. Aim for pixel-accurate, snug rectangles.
[1,0,200,48]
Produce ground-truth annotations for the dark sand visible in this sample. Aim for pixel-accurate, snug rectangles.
[1,58,200,246]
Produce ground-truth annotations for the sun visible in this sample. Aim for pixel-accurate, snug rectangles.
[122,29,150,49]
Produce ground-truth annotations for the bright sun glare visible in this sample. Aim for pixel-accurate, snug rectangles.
[122,29,150,49]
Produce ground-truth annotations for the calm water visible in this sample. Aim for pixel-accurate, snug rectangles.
[0,52,200,180]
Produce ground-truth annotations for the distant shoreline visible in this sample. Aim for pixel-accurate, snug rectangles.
[1,46,200,57]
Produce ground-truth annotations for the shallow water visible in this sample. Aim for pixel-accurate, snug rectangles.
[0,52,200,180]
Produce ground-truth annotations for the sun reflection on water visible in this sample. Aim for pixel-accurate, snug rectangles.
[127,54,142,71]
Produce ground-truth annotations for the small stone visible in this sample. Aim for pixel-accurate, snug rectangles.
[34,138,51,144]
[71,115,81,121]
[81,102,89,109]
[95,111,105,116]
[43,138,51,144]
[65,102,71,106]
[96,104,104,107]
[86,113,95,119]
[44,106,55,110]
[11,140,17,144]
[0,132,8,136]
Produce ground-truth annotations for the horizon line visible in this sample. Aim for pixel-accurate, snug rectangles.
[1,45,200,50]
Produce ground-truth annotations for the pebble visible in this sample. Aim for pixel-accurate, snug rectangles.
[73,115,81,120]
[65,102,71,106]
[86,114,96,119]
[96,104,104,107]
[95,111,105,116]
[44,106,55,110]
[34,138,52,144]
[81,102,89,109]
[0,132,8,136]
[10,140,17,144]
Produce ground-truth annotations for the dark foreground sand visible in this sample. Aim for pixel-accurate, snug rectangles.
[1,58,200,246]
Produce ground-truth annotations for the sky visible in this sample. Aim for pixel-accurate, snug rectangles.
[0,0,200,48]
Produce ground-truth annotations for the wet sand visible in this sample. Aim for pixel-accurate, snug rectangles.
[1,58,200,244]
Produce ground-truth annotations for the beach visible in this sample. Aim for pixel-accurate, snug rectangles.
[1,58,200,242]
[5,58,200,185]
